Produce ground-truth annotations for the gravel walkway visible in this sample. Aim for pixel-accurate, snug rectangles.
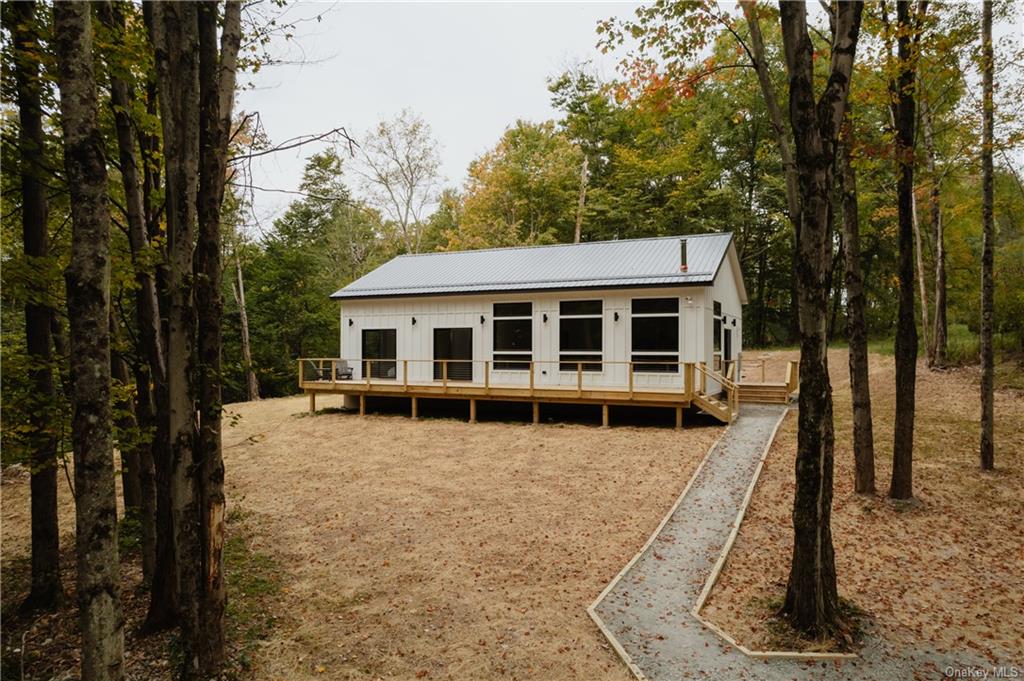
[590,404,987,680]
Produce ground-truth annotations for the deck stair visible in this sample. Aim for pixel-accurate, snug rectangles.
[737,382,790,404]
[692,392,734,423]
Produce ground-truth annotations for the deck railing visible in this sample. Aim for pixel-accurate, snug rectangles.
[298,357,741,402]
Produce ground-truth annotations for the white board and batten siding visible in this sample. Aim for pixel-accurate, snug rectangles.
[338,284,740,392]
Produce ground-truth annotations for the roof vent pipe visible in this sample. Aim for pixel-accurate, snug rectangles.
[680,239,688,272]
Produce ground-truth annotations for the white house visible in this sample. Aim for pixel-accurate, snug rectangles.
[299,233,751,424]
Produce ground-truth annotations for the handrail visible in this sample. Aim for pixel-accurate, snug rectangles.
[299,357,732,405]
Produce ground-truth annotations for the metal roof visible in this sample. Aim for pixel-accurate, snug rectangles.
[331,232,738,300]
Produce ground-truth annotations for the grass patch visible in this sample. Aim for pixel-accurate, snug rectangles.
[224,512,283,676]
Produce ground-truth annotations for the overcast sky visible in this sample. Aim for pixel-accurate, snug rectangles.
[237,1,636,227]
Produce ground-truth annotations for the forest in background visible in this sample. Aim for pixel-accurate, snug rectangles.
[212,2,1023,403]
[0,0,1022,676]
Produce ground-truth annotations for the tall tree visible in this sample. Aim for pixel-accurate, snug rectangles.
[889,0,924,501]
[356,109,441,253]
[10,0,64,612]
[921,97,948,367]
[151,0,201,648]
[979,0,995,470]
[189,1,241,674]
[97,0,161,593]
[777,0,864,634]
[52,1,125,678]
[839,130,876,494]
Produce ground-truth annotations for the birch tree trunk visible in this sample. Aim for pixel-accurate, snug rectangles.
[912,191,931,365]
[889,0,921,501]
[189,2,241,674]
[980,0,995,470]
[922,98,947,367]
[839,136,876,495]
[777,0,864,636]
[233,254,261,401]
[53,2,125,678]
[11,0,64,612]
[573,155,588,243]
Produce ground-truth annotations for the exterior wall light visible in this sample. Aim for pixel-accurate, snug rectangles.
[348,319,353,327]
[411,317,417,325]
[542,313,548,323]
[614,312,620,322]
[480,315,485,324]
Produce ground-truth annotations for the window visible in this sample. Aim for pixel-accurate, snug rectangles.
[559,300,602,371]
[631,298,679,373]
[362,329,397,379]
[493,302,532,370]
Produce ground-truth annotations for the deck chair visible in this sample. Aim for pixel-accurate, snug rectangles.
[335,360,353,380]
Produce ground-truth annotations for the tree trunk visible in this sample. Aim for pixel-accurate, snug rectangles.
[188,2,241,674]
[912,190,931,365]
[53,3,125,679]
[99,0,177,630]
[131,363,158,583]
[573,155,588,243]
[777,0,864,636]
[151,0,202,652]
[839,135,876,495]
[233,254,260,401]
[980,0,995,470]
[889,0,920,501]
[109,332,142,513]
[921,98,947,367]
[11,0,64,613]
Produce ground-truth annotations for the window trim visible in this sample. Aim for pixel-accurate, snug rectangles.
[631,297,680,374]
[559,299,603,372]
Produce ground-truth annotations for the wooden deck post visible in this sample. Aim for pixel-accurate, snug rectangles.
[532,401,539,425]
[411,396,418,419]
[308,392,316,414]
[484,361,490,394]
[675,406,683,430]
[601,403,609,428]
[469,398,477,423]
[577,362,583,397]
[359,394,366,417]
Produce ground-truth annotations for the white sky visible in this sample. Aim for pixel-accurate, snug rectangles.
[237,1,637,226]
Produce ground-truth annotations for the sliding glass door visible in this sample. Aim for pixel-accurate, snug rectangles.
[433,328,473,381]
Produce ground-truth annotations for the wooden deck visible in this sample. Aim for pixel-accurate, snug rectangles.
[295,358,787,425]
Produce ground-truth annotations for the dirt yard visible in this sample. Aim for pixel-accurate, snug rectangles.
[2,398,723,680]
[702,350,1024,661]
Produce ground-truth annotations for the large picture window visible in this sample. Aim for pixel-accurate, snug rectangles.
[493,302,532,370]
[631,298,679,373]
[362,328,397,378]
[559,300,602,371]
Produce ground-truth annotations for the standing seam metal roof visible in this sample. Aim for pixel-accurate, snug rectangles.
[330,232,736,299]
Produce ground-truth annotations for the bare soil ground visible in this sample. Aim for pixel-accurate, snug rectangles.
[702,350,1024,661]
[2,398,723,680]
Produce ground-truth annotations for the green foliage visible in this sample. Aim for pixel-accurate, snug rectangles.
[445,120,583,249]
[220,150,386,401]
